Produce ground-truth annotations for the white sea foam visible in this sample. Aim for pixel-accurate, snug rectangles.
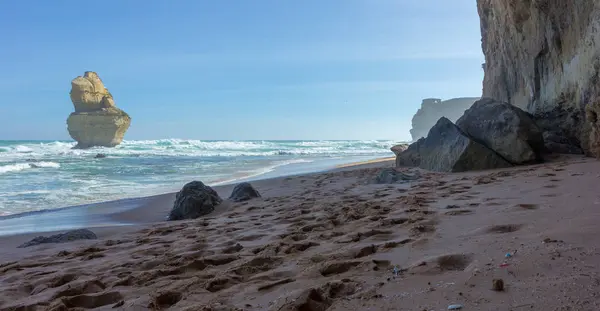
[0,161,60,174]
[0,163,31,174]
[0,139,403,216]
[0,139,400,160]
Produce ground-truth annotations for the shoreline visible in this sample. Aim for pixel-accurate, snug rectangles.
[0,139,400,217]
[335,156,395,168]
[0,156,396,236]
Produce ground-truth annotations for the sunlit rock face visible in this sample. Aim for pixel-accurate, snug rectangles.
[66,71,131,148]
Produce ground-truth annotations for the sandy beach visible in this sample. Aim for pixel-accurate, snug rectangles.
[1,155,600,310]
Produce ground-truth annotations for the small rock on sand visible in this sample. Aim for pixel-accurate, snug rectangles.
[492,278,505,291]
[18,229,97,248]
[229,182,261,202]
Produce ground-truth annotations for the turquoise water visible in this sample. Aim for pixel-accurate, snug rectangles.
[0,139,399,216]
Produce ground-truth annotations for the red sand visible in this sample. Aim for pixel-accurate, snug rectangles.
[1,155,600,310]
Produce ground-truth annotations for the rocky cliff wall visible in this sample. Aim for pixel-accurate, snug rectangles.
[410,97,480,141]
[477,0,600,155]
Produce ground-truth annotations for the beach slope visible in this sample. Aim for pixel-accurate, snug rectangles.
[1,156,600,310]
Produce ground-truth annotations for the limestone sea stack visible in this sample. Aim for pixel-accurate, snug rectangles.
[66,71,131,149]
[410,97,480,141]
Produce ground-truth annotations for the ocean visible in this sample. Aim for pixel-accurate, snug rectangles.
[0,139,399,216]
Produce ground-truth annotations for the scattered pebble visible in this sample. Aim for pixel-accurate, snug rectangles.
[492,278,504,291]
[448,304,463,310]
[392,265,400,277]
[543,238,560,244]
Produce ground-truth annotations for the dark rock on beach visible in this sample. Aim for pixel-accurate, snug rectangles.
[543,131,584,155]
[390,144,409,156]
[395,138,423,168]
[229,182,261,202]
[168,181,223,221]
[18,229,97,248]
[415,117,511,172]
[456,98,544,164]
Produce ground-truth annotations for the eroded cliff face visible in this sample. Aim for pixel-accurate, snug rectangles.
[410,97,480,141]
[478,0,600,155]
[66,72,131,148]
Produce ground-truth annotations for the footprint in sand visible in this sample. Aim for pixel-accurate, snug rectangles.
[205,275,243,292]
[278,280,359,310]
[350,245,378,258]
[410,253,473,275]
[409,223,436,236]
[257,277,295,291]
[516,203,538,210]
[486,224,522,234]
[47,273,78,288]
[319,260,362,276]
[237,233,267,241]
[149,291,182,309]
[379,238,414,250]
[379,217,409,227]
[222,243,244,254]
[541,193,558,197]
[283,241,319,254]
[231,256,284,277]
[445,210,474,216]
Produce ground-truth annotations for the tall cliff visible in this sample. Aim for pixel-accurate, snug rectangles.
[410,97,480,141]
[477,0,600,155]
[66,72,131,149]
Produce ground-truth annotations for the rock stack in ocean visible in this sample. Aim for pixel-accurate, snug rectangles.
[66,71,131,149]
[477,0,597,156]
[395,98,544,172]
[410,97,480,141]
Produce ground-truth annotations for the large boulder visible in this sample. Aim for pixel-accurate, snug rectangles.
[66,71,131,148]
[415,117,511,172]
[168,181,223,221]
[390,144,409,156]
[395,138,423,167]
[477,0,600,155]
[229,182,261,202]
[456,98,544,164]
[543,131,584,155]
[410,97,480,141]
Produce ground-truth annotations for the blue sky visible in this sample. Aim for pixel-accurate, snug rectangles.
[0,0,484,141]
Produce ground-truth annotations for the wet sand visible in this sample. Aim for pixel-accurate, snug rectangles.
[1,155,600,310]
